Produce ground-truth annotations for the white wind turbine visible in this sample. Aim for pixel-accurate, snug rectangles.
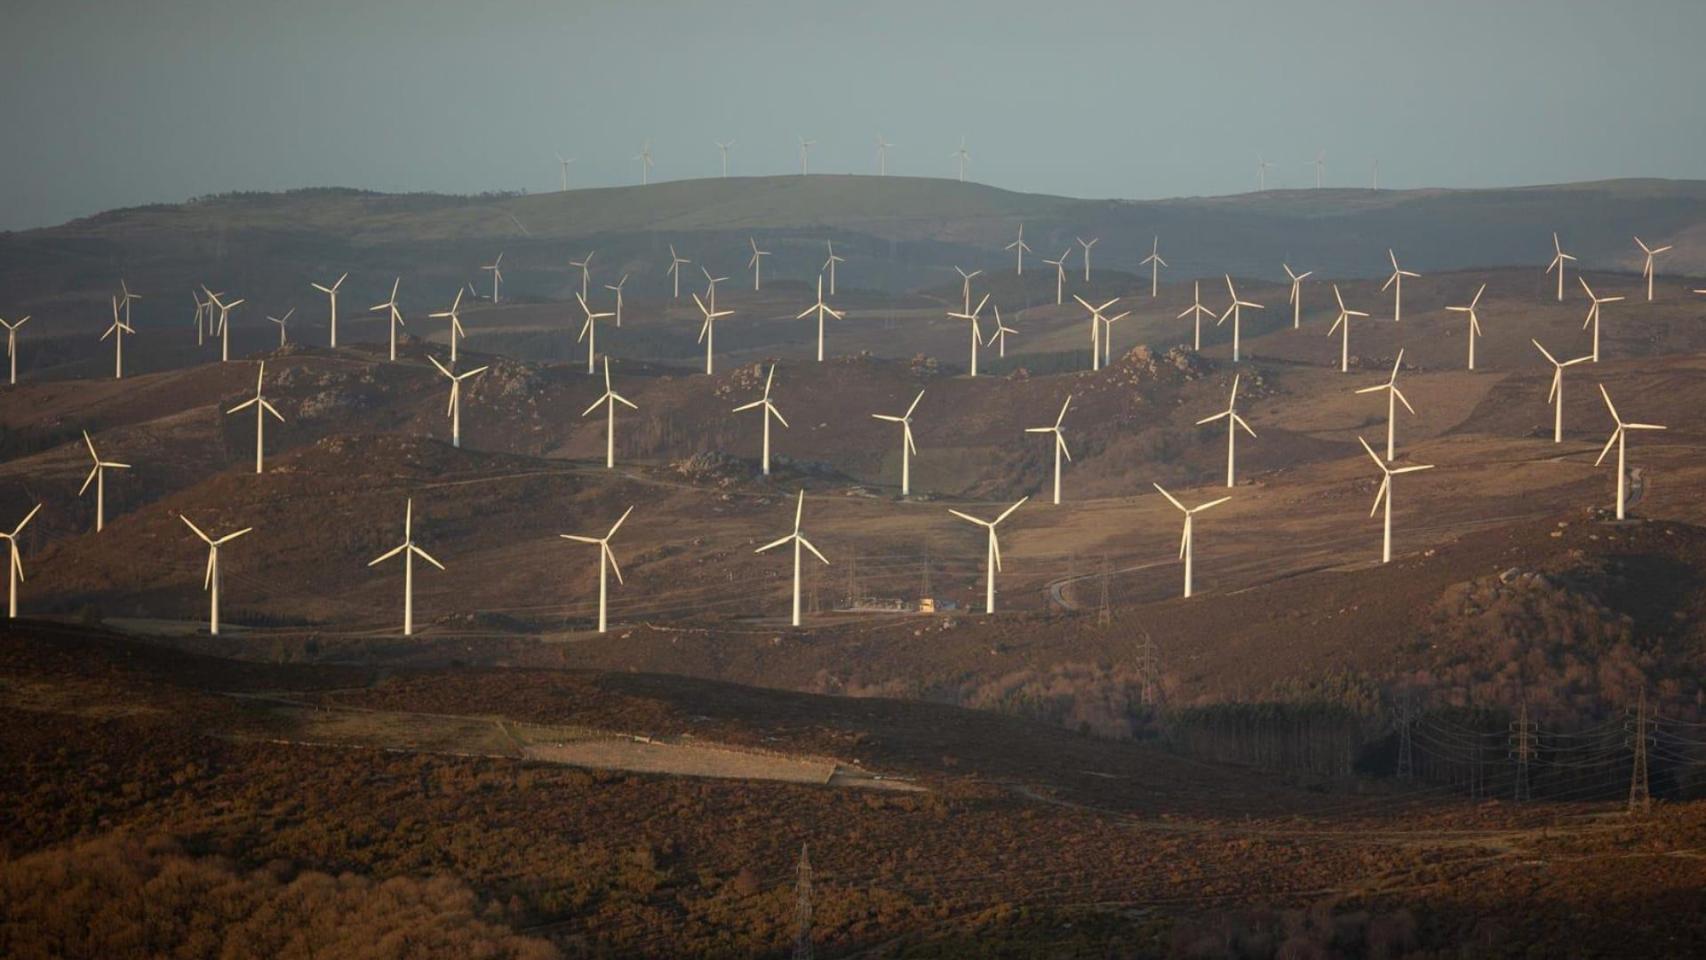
[1097,305,1130,367]
[1445,283,1486,371]
[1178,281,1215,351]
[562,506,633,633]
[701,266,728,312]
[368,498,444,636]
[429,289,468,362]
[747,238,770,291]
[604,273,628,326]
[101,296,134,379]
[227,361,284,474]
[1074,295,1118,371]
[666,245,691,299]
[1545,233,1575,302]
[635,141,654,184]
[1595,384,1665,521]
[872,389,924,497]
[1256,154,1273,191]
[79,430,130,533]
[987,306,1017,358]
[755,491,829,627]
[1,503,41,619]
[428,356,488,448]
[266,308,293,347]
[0,315,29,385]
[483,252,505,304]
[1215,274,1264,363]
[1197,375,1257,487]
[1578,277,1622,362]
[1141,237,1166,298]
[575,292,614,375]
[180,514,251,636]
[951,137,970,181]
[1359,436,1434,564]
[1043,248,1070,305]
[822,241,845,295]
[1025,396,1073,505]
[582,357,636,470]
[208,289,244,363]
[370,278,406,361]
[796,275,843,362]
[1382,249,1420,323]
[1308,150,1326,188]
[954,266,982,313]
[690,292,731,375]
[1006,223,1031,275]
[555,153,575,191]
[734,363,789,476]
[1634,236,1671,303]
[118,280,141,332]
[570,251,594,302]
[193,290,210,345]
[948,293,990,377]
[798,137,816,175]
[948,497,1027,614]
[1076,237,1097,281]
[714,140,734,177]
[311,272,348,347]
[1153,483,1229,599]
[1532,339,1592,443]
[1327,283,1368,373]
[1356,350,1416,461]
[1283,264,1312,329]
[876,136,893,175]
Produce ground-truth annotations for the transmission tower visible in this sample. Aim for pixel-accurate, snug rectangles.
[793,843,814,960]
[1395,696,1415,781]
[1628,689,1651,815]
[1508,701,1535,802]
[1135,632,1160,708]
[1097,556,1113,627]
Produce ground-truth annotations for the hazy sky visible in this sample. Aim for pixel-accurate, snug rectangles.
[3,0,1703,230]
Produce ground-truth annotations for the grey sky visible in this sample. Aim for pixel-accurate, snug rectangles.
[3,0,1703,231]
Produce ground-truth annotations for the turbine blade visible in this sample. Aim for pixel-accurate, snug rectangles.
[369,542,407,566]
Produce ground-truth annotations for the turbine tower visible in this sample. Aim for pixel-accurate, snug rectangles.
[226,360,285,474]
[948,497,1027,614]
[1,315,30,385]
[429,289,468,361]
[666,245,692,299]
[1579,277,1623,362]
[734,364,789,476]
[1635,236,1671,302]
[1327,284,1369,374]
[796,275,843,362]
[1382,249,1420,323]
[428,356,489,448]
[748,238,770,290]
[872,389,924,497]
[1076,237,1098,282]
[180,514,251,636]
[1196,375,1256,488]
[1596,385,1665,521]
[947,293,990,377]
[1024,396,1073,505]
[1153,483,1230,599]
[1355,350,1416,461]
[561,506,633,633]
[755,491,829,627]
[1178,281,1215,351]
[1445,283,1486,371]
[604,273,628,326]
[1283,264,1312,329]
[575,292,614,375]
[483,253,505,304]
[1359,436,1434,564]
[1,503,42,619]
[582,357,637,469]
[822,241,845,295]
[78,430,130,533]
[266,308,293,347]
[1215,274,1264,363]
[368,498,444,636]
[101,296,135,379]
[311,272,348,347]
[1005,223,1031,275]
[370,278,406,361]
[1140,237,1166,298]
[690,293,732,375]
[1532,339,1592,443]
[1545,233,1576,302]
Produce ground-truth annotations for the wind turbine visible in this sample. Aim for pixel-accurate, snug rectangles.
[370,278,406,361]
[635,141,654,184]
[948,293,990,377]
[79,430,130,533]
[666,245,691,299]
[429,289,467,361]
[1634,236,1671,302]
[1355,350,1416,461]
[1024,396,1073,505]
[1359,436,1434,563]
[1382,249,1420,323]
[798,137,816,175]
[1,503,42,619]
[0,315,29,385]
[1579,277,1622,362]
[192,290,210,346]
[876,136,893,175]
[575,292,614,375]
[796,275,843,362]
[311,272,348,347]
[756,490,829,626]
[582,358,636,469]
[1074,295,1118,370]
[368,498,444,636]
[987,306,1017,358]
[951,137,969,181]
[948,497,1027,614]
[1445,283,1486,371]
[1215,275,1264,363]
[1005,223,1031,275]
[1545,233,1576,302]
[822,241,845,295]
[101,296,134,378]
[954,266,983,313]
[1327,284,1368,373]
[1196,375,1256,487]
[1097,305,1131,367]
[734,363,789,476]
[569,251,594,302]
[266,308,293,347]
[604,273,628,327]
[1532,339,1592,443]
[561,506,633,633]
[227,361,285,474]
[428,356,488,448]
[747,238,770,291]
[1153,483,1229,599]
[118,280,141,332]
[1076,237,1098,281]
[1596,385,1665,521]
[1141,237,1166,298]
[1256,154,1273,191]
[179,515,251,636]
[1283,264,1312,329]
[483,253,505,304]
[1308,150,1326,188]
[872,389,924,497]
[1043,248,1070,305]
[1178,281,1215,351]
[206,289,244,363]
[701,266,728,311]
[690,292,731,375]
[715,139,734,177]
[555,153,575,191]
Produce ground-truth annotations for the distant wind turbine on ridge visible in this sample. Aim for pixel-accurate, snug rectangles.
[1215,275,1263,363]
[947,293,990,377]
[79,430,130,533]
[1634,236,1672,302]
[796,275,843,362]
[748,238,770,290]
[1445,283,1487,371]
[2,503,42,619]
[1382,249,1420,322]
[101,296,135,378]
[1595,384,1665,521]
[1006,223,1031,275]
[635,141,654,184]
[734,363,789,476]
[755,491,829,627]
[604,273,628,326]
[368,498,444,637]
[311,272,348,347]
[875,136,893,176]
[1359,436,1434,564]
[1283,264,1312,329]
[1076,237,1097,281]
[666,245,691,299]
[1532,339,1592,443]
[482,253,505,304]
[951,138,970,182]
[1355,350,1416,461]
[570,251,594,302]
[715,140,734,177]
[180,514,251,636]
[429,289,467,362]
[561,506,633,634]
[798,137,816,175]
[872,389,925,497]
[1044,248,1071,305]
[1178,281,1215,351]
[1308,150,1326,188]
[266,308,293,347]
[822,241,845,295]
[1,315,30,385]
[555,153,575,191]
[1196,375,1256,488]
[1545,233,1576,302]
[690,292,731,375]
[1141,237,1166,298]
[428,356,489,449]
[575,292,614,375]
[1154,483,1229,599]
[226,360,284,474]
[954,266,982,314]
[948,497,1027,614]
[582,357,636,470]
[1025,396,1073,505]
[370,278,406,361]
[1579,277,1622,362]
[1327,284,1368,373]
[987,306,1017,358]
